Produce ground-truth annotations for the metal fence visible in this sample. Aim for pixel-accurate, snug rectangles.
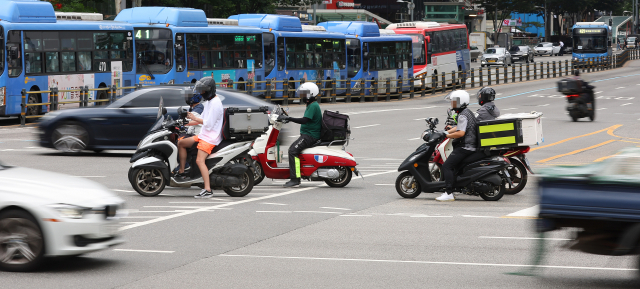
[20,48,640,126]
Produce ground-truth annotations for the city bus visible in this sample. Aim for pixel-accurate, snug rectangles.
[386,22,470,85]
[571,22,612,62]
[229,14,348,98]
[114,7,265,90]
[0,0,135,117]
[318,21,413,95]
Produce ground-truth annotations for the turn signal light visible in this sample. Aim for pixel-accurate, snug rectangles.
[414,163,418,167]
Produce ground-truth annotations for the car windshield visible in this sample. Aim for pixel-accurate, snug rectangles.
[509,46,520,52]
[108,88,187,108]
[628,37,637,42]
[537,43,551,47]
[486,48,502,54]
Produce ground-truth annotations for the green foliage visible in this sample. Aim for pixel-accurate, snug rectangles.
[51,0,100,13]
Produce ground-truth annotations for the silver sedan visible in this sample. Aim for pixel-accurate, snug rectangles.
[480,47,512,67]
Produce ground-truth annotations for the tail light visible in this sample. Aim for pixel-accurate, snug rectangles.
[503,157,511,164]
[566,94,579,98]
[520,146,530,154]
[0,86,5,106]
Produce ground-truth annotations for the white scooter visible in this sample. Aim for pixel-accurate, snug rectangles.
[248,105,360,187]
[128,100,255,197]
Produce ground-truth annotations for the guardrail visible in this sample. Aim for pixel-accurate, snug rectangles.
[19,48,640,126]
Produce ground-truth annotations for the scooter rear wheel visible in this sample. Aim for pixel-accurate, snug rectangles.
[324,167,352,187]
[130,167,166,197]
[224,171,254,197]
[395,171,421,198]
[479,182,505,201]
[503,159,528,195]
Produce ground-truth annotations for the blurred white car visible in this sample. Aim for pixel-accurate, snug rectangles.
[534,42,561,56]
[0,161,125,271]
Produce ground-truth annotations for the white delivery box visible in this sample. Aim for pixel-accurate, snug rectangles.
[497,112,544,146]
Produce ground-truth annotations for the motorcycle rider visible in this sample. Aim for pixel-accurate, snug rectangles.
[572,70,594,106]
[175,77,224,199]
[475,87,500,121]
[277,83,323,188]
[172,93,205,175]
[438,90,478,202]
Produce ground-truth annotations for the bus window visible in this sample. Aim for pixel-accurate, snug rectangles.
[25,52,41,74]
[186,34,198,70]
[346,39,360,78]
[0,27,4,76]
[8,31,22,77]
[45,52,59,73]
[77,52,91,71]
[77,32,92,50]
[61,51,76,72]
[277,37,284,71]
[263,33,275,75]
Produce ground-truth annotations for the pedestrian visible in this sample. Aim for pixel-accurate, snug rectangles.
[559,40,564,56]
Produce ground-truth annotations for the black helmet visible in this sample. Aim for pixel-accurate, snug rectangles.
[193,77,216,101]
[476,87,496,106]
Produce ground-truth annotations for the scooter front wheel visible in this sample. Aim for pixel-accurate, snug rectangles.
[130,167,166,197]
[252,160,265,185]
[395,171,421,198]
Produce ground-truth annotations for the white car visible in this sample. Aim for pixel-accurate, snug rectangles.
[534,42,561,56]
[0,161,125,271]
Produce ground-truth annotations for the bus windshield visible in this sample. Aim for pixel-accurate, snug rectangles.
[408,34,425,65]
[135,28,173,74]
[573,35,607,53]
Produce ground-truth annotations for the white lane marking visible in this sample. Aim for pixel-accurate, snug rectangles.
[121,216,167,219]
[353,124,380,129]
[361,158,404,161]
[595,91,603,94]
[597,108,607,110]
[219,254,635,271]
[358,170,395,172]
[385,163,401,165]
[340,215,372,217]
[506,205,539,217]
[128,211,190,213]
[410,215,453,218]
[114,249,174,253]
[538,104,549,107]
[478,236,571,241]
[621,103,633,106]
[256,211,292,213]
[261,202,288,206]
[407,137,421,141]
[293,211,341,214]
[0,149,15,151]
[374,184,394,186]
[113,189,135,193]
[615,87,625,89]
[502,108,518,111]
[119,186,319,231]
[320,207,351,211]
[462,215,501,218]
[73,176,106,178]
[167,202,229,204]
[252,188,290,191]
[288,135,300,138]
[362,170,397,178]
[345,106,438,115]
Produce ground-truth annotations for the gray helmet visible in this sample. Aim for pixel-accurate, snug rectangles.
[476,87,496,106]
[193,77,216,101]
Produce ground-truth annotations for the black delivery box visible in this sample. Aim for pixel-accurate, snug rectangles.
[476,118,523,148]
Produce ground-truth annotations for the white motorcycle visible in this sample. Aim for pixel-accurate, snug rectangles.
[128,100,255,197]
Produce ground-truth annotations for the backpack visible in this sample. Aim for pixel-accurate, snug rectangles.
[320,110,350,142]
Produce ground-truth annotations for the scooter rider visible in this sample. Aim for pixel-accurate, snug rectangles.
[476,87,500,121]
[172,93,205,175]
[277,83,323,188]
[438,90,478,202]
[175,77,224,199]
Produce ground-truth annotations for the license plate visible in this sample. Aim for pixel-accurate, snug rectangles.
[513,57,519,59]
[102,223,119,236]
[488,60,496,62]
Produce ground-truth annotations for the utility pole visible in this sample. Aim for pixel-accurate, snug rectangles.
[494,1,498,46]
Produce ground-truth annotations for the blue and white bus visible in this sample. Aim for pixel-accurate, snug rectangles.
[114,7,265,90]
[572,22,612,62]
[318,21,413,95]
[229,14,347,98]
[0,0,135,117]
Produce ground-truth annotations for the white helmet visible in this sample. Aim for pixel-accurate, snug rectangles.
[444,90,470,111]
[297,82,320,104]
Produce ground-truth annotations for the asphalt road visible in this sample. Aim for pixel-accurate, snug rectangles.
[2,59,640,288]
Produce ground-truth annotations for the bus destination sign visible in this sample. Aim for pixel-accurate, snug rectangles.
[577,28,605,34]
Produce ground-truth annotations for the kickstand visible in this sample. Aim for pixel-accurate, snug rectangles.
[506,232,547,276]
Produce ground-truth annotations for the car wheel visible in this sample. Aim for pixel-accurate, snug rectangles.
[0,209,45,272]
[52,122,89,154]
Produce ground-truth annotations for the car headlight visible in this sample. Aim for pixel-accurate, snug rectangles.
[48,204,89,219]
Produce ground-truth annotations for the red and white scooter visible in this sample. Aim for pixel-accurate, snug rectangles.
[249,105,360,187]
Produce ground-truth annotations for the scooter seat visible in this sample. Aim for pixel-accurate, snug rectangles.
[311,140,346,147]
[460,151,488,167]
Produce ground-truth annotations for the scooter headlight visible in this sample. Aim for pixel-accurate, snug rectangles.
[421,130,430,142]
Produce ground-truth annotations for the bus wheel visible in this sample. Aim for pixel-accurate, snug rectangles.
[26,94,41,118]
